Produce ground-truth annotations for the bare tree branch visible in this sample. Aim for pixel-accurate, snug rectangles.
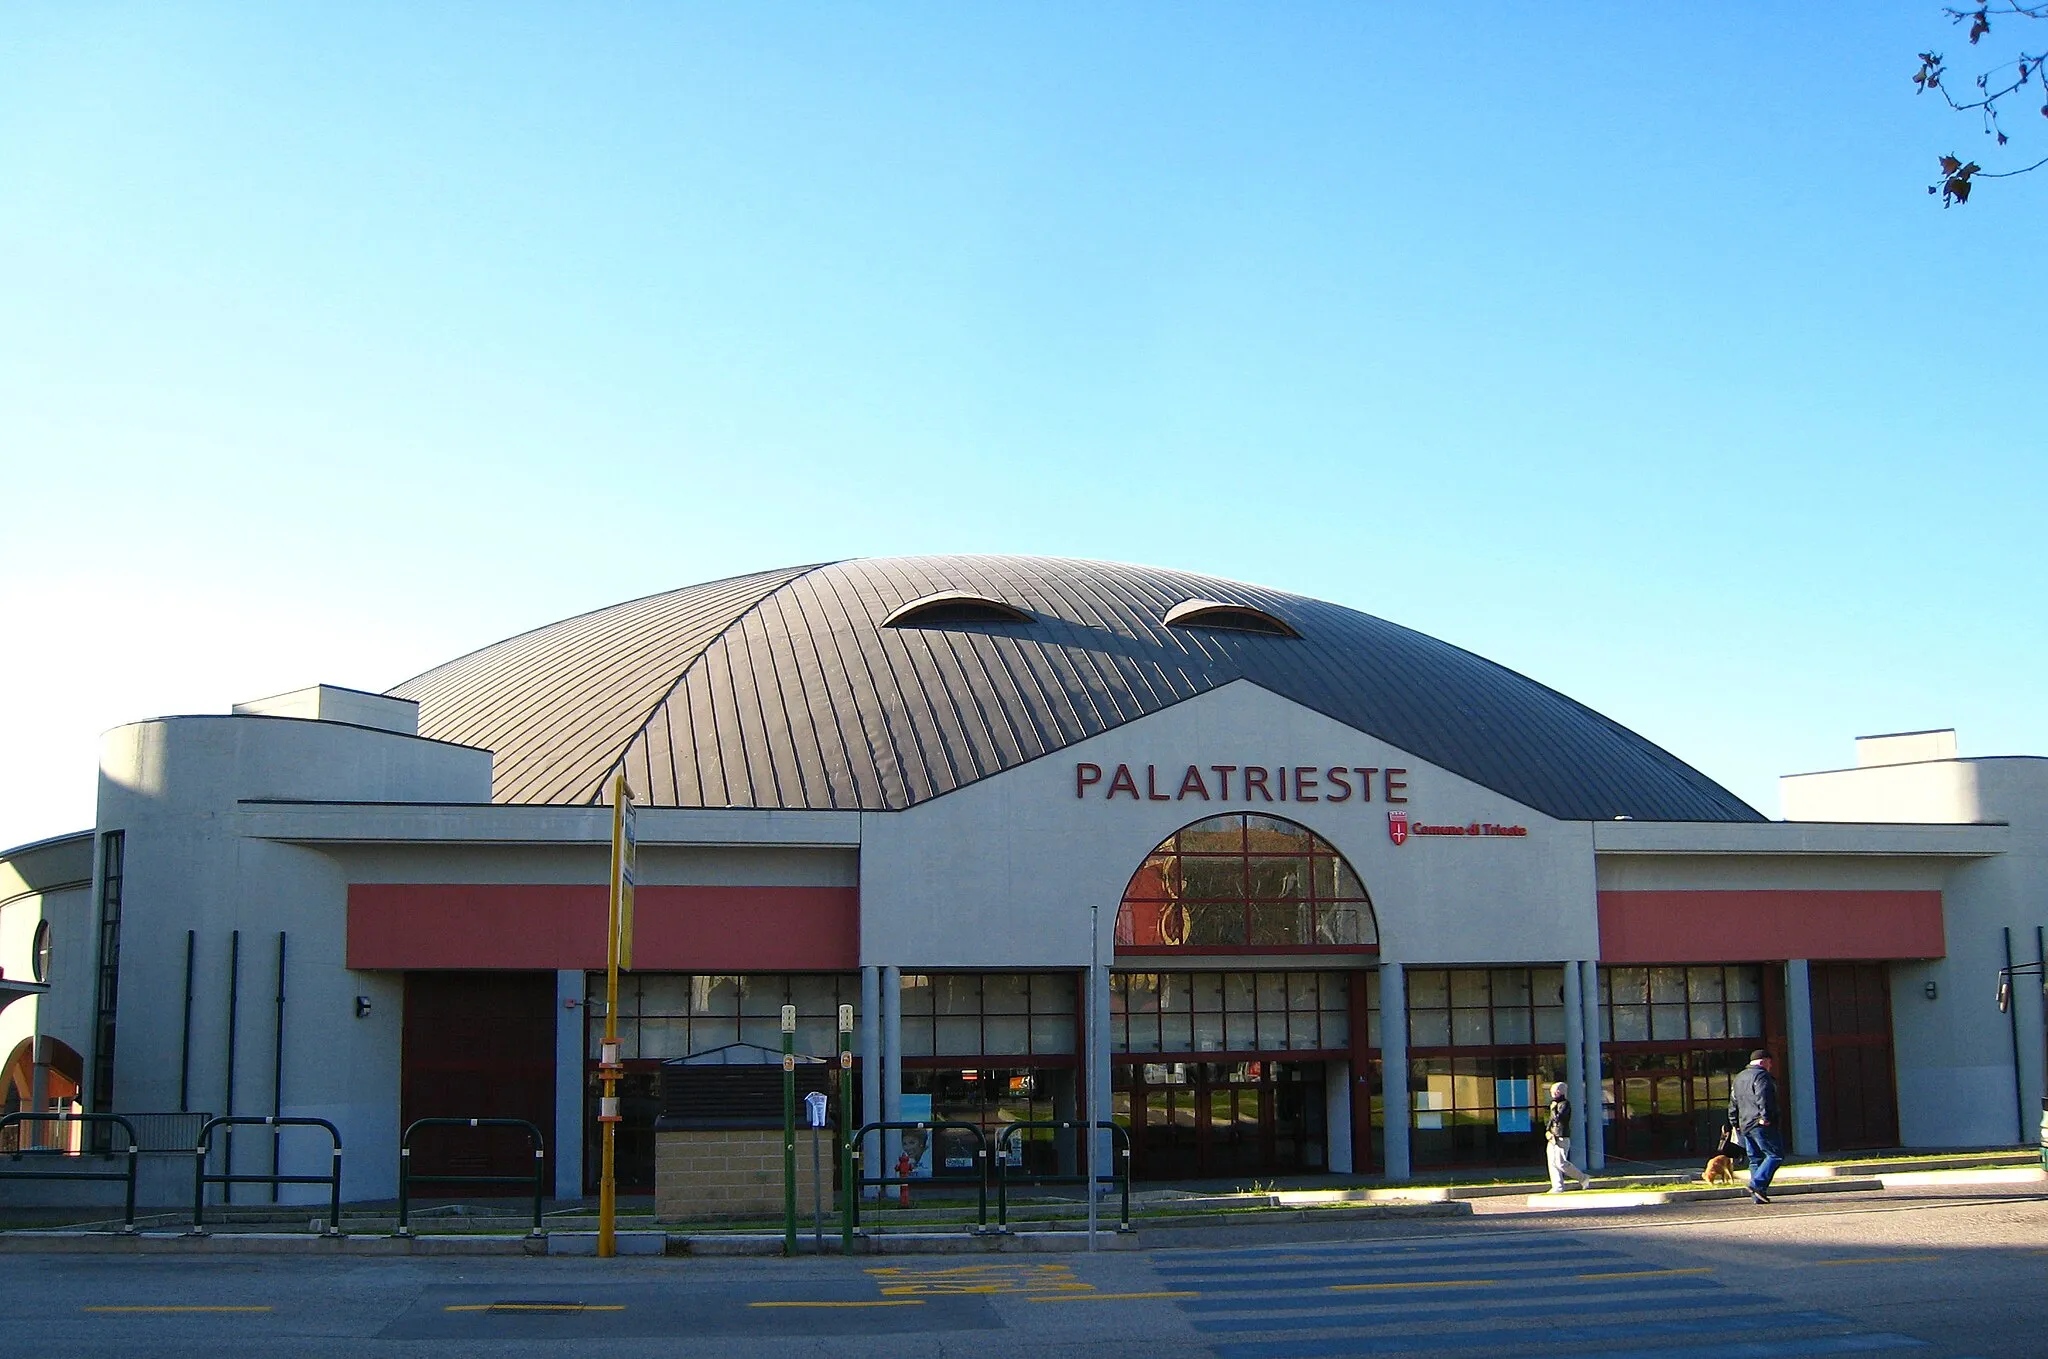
[1915,5,2047,200]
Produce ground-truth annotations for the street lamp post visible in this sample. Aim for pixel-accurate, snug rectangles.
[1995,956,2047,1170]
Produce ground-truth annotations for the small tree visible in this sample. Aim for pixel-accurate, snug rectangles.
[1914,4,2047,203]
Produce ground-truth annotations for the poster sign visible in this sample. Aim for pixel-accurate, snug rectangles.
[610,775,637,970]
[1494,1078,1533,1133]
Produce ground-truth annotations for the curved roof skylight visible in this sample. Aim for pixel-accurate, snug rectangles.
[1162,598,1301,638]
[882,591,1033,628]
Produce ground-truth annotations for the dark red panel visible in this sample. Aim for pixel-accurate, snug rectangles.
[1810,962,1899,1151]
[401,971,555,1191]
[1597,891,1943,964]
[349,884,859,971]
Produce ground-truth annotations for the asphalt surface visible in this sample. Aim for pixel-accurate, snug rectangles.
[6,1184,2046,1357]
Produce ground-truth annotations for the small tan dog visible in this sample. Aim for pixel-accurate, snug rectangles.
[1702,1155,1737,1186]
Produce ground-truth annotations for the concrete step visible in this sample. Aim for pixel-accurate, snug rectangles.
[1515,1176,1886,1211]
[1775,1151,2039,1180]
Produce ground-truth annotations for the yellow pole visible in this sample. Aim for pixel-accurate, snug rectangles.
[598,773,626,1258]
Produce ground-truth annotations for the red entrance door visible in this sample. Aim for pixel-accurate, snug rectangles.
[401,972,556,1192]
[1810,963,1899,1151]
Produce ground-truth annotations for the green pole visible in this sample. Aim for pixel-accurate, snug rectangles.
[782,1005,798,1257]
[839,1003,855,1254]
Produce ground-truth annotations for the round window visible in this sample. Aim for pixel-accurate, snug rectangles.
[31,920,50,983]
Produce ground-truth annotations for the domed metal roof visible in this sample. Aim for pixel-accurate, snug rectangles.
[389,555,1761,822]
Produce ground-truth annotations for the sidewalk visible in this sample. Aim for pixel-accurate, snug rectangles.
[3,1148,2038,1254]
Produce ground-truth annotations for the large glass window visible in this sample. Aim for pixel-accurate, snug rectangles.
[591,972,860,1061]
[904,1067,1074,1174]
[1599,966,1763,1043]
[1597,965,1771,1160]
[1110,970,1357,1055]
[1409,1053,1567,1169]
[898,973,1078,1058]
[89,832,124,1117]
[1405,967,1567,1170]
[1116,814,1378,953]
[1406,967,1567,1048]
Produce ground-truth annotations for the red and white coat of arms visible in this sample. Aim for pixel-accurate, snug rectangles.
[1387,811,1409,845]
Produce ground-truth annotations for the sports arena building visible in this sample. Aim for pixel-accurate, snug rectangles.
[2,555,2043,1202]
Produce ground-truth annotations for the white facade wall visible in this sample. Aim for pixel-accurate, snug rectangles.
[857,680,1594,969]
[93,714,491,1203]
[4,676,2041,1211]
[1784,755,2048,1148]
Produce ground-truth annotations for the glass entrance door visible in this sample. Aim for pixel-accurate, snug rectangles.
[1121,1061,1323,1179]
[1205,1066,1268,1177]
[1139,1077,1201,1179]
[1613,1053,1692,1160]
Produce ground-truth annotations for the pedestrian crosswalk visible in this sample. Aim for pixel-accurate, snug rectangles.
[1149,1232,1934,1359]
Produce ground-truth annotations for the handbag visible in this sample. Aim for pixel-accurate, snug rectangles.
[1714,1125,1745,1162]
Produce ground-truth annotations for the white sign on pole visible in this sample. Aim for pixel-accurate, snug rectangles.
[804,1090,829,1129]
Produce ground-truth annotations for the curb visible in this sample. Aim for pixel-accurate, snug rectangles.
[1876,1167,2046,1188]
[3,1164,2036,1253]
[0,1231,542,1255]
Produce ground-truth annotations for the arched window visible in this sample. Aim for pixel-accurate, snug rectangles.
[1116,813,1377,953]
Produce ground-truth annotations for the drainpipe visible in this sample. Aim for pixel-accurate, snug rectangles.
[2005,930,2026,1145]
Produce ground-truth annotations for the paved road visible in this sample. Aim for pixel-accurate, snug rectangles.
[7,1186,2045,1357]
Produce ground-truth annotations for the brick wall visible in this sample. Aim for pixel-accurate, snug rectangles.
[655,1128,826,1221]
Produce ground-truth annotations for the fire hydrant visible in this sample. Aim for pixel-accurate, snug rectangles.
[895,1152,913,1207]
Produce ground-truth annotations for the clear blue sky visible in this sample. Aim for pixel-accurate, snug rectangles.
[4,4,2043,846]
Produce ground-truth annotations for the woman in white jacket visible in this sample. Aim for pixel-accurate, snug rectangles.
[1544,1082,1593,1192]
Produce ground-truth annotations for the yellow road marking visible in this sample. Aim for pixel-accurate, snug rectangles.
[866,1262,1073,1274]
[84,1306,272,1314]
[443,1304,626,1313]
[1576,1268,1713,1281]
[1330,1279,1495,1293]
[750,1300,926,1309]
[1813,1255,1942,1267]
[1028,1290,1201,1303]
[869,1262,1087,1296]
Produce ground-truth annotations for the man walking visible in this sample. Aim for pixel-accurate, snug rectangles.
[1728,1049,1785,1204]
[1544,1081,1591,1193]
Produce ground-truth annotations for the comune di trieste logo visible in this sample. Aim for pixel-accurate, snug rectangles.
[1387,810,1409,845]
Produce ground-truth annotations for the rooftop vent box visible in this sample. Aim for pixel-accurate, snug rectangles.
[232,684,420,736]
[1854,729,1957,767]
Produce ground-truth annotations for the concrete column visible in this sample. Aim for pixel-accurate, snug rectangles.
[29,1032,51,1151]
[553,970,585,1201]
[881,965,903,1175]
[1580,960,1605,1171]
[1785,959,1821,1156]
[859,966,882,1198]
[1379,962,1409,1182]
[1089,961,1112,1188]
[1325,1060,1353,1174]
[1562,962,1587,1168]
